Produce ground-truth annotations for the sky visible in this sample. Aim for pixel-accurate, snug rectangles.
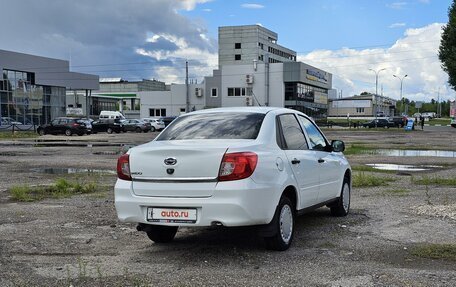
[0,0,453,102]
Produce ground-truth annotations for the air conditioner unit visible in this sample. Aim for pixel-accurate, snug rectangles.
[245,96,253,106]
[246,74,254,84]
[195,88,203,97]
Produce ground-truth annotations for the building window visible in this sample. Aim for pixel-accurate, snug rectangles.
[235,43,241,49]
[235,54,241,61]
[228,87,246,97]
[211,88,218,97]
[180,108,186,113]
[259,55,264,61]
[258,42,264,50]
[356,108,365,113]
[149,108,166,117]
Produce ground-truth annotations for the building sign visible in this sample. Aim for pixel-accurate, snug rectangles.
[66,108,83,115]
[306,69,328,83]
[297,91,314,102]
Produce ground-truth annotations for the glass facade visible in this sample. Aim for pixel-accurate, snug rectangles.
[0,69,65,125]
[284,82,328,119]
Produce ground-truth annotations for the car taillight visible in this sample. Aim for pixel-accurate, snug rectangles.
[218,152,258,181]
[72,123,80,127]
[117,154,131,181]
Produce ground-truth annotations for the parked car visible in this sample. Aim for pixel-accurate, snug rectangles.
[99,110,125,120]
[122,119,151,133]
[362,119,396,128]
[387,116,406,128]
[92,119,124,134]
[421,112,436,119]
[1,117,22,126]
[115,107,351,251]
[37,117,89,136]
[159,116,177,127]
[376,111,386,117]
[141,118,165,132]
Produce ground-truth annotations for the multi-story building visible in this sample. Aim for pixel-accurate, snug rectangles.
[218,25,297,66]
[328,93,397,117]
[0,49,98,125]
[67,78,167,117]
[139,25,332,119]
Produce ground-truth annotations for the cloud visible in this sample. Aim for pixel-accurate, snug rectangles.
[389,22,406,28]
[0,0,216,83]
[418,0,430,3]
[202,8,212,12]
[298,23,452,102]
[241,3,265,9]
[387,2,407,9]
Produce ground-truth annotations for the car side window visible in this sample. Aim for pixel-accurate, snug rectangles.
[278,114,308,150]
[51,119,59,125]
[298,116,328,151]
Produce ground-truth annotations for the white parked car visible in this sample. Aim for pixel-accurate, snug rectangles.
[115,107,351,250]
[141,118,165,132]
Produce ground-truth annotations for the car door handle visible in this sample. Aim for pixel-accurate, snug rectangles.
[318,158,325,163]
[291,158,300,164]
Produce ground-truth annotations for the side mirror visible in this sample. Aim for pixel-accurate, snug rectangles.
[331,140,345,152]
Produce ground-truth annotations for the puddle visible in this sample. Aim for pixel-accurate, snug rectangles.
[366,164,443,172]
[375,149,456,158]
[30,168,116,175]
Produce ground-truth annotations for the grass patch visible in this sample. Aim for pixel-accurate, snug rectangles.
[384,188,410,195]
[0,131,38,139]
[353,172,395,187]
[410,244,456,261]
[415,176,456,187]
[10,178,100,202]
[344,144,376,155]
[429,118,451,126]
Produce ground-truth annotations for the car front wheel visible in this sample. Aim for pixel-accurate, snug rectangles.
[65,129,72,136]
[330,179,350,217]
[146,225,178,243]
[264,196,295,251]
[107,128,113,134]
[38,129,45,136]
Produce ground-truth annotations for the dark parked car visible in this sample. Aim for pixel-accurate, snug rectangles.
[92,119,124,134]
[37,117,89,136]
[159,116,177,127]
[122,119,151,133]
[362,119,396,128]
[388,116,407,128]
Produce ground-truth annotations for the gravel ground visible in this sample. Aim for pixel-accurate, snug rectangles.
[0,129,455,286]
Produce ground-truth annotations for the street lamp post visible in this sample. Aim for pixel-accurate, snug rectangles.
[369,68,386,126]
[393,74,408,116]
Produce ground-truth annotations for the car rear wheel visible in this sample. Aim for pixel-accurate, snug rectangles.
[107,128,113,134]
[65,129,72,136]
[151,126,156,132]
[38,129,45,136]
[135,127,142,133]
[330,178,350,217]
[264,196,295,251]
[146,225,178,243]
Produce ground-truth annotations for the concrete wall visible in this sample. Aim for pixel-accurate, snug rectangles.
[139,83,205,118]
[220,62,284,108]
[204,69,222,108]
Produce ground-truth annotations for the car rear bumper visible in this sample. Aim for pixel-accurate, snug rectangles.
[114,178,278,227]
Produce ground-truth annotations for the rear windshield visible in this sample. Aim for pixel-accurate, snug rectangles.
[156,112,265,140]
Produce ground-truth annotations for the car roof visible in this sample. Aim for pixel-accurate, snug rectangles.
[184,106,298,116]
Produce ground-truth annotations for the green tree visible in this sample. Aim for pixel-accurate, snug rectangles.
[439,0,456,90]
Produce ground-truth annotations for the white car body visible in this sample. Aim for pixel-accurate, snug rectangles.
[115,107,351,250]
[141,118,165,131]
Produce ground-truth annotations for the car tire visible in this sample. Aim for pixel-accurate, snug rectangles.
[146,225,178,243]
[107,128,113,134]
[330,178,350,217]
[135,127,142,133]
[264,196,295,251]
[65,129,72,136]
[151,126,156,132]
[38,129,45,136]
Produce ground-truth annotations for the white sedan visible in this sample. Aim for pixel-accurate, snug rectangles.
[115,107,351,250]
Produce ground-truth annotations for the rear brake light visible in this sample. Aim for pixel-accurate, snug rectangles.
[218,152,258,181]
[117,154,131,181]
[72,123,80,127]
